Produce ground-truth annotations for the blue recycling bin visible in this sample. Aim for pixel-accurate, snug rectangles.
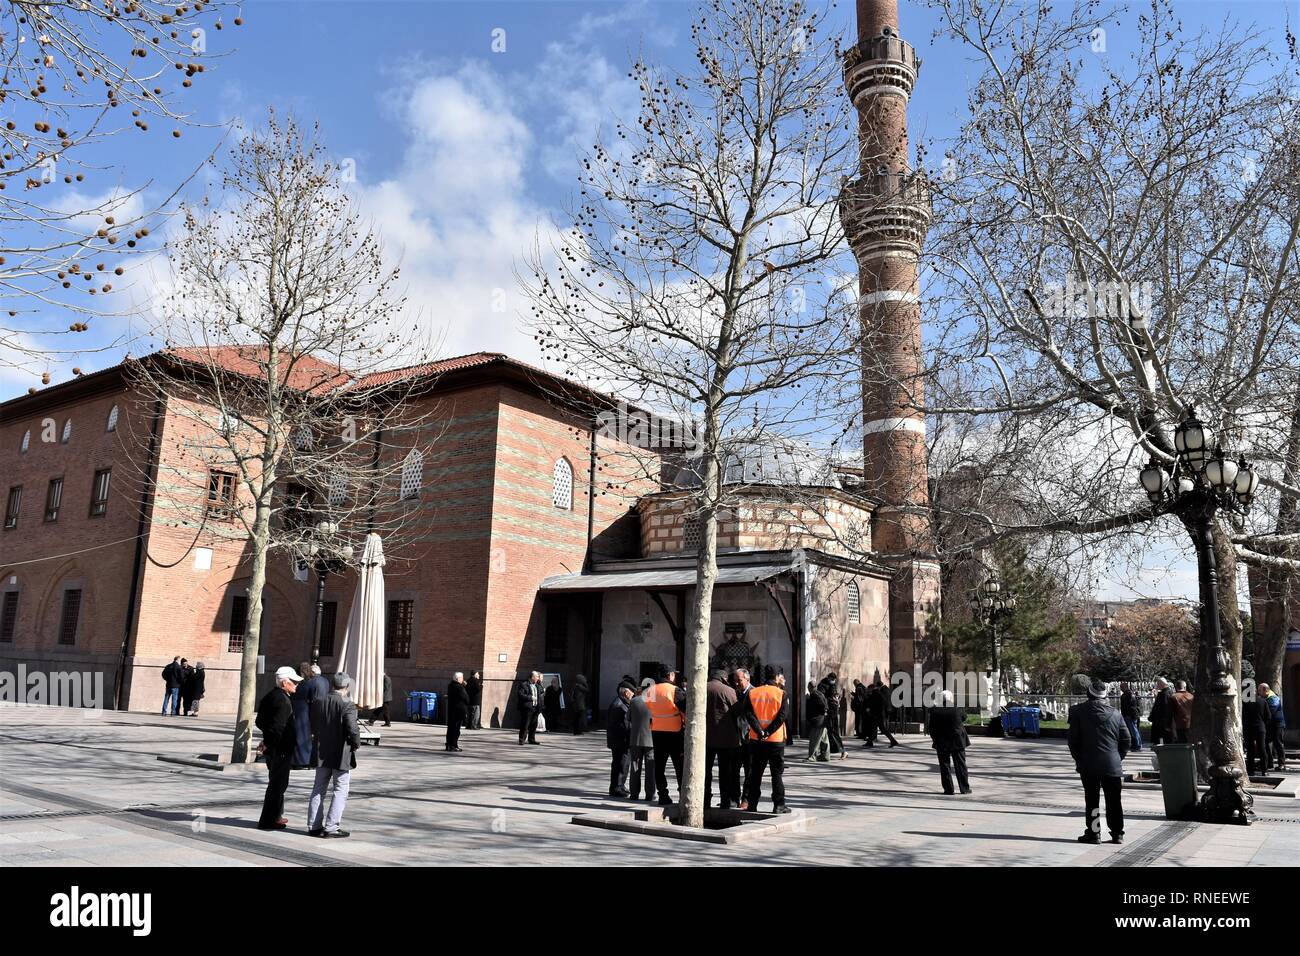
[1004,706,1042,737]
[406,691,438,722]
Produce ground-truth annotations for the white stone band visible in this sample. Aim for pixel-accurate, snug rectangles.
[855,85,911,101]
[860,290,920,306]
[863,417,927,436]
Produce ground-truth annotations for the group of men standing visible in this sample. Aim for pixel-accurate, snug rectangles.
[1243,682,1289,776]
[160,656,206,716]
[604,665,794,814]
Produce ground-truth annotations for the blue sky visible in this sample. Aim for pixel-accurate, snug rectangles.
[10,0,1299,602]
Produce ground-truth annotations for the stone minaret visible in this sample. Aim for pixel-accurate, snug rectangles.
[839,0,940,678]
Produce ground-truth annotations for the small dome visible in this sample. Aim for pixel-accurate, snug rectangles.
[673,433,838,489]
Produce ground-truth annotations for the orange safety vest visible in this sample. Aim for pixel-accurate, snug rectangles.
[647,682,683,732]
[747,685,786,743]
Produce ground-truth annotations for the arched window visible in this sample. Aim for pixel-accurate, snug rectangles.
[399,449,423,500]
[106,405,119,432]
[20,430,30,453]
[552,458,573,510]
[60,419,72,443]
[847,581,861,623]
[328,471,347,506]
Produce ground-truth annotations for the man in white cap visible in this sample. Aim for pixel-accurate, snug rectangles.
[255,665,302,831]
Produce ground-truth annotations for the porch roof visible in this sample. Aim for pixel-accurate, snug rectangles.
[538,563,791,594]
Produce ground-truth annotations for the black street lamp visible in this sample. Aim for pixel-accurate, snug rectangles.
[971,577,1016,717]
[305,520,354,664]
[1138,408,1258,825]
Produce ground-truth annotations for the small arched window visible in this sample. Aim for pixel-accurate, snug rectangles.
[399,449,423,500]
[60,419,72,443]
[20,430,30,453]
[847,581,861,624]
[552,458,573,510]
[106,405,119,432]
[328,471,347,506]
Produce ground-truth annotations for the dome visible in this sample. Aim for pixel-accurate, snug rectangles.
[672,433,839,489]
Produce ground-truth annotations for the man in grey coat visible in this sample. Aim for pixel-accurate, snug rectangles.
[1067,677,1131,845]
[627,678,656,802]
[308,672,361,839]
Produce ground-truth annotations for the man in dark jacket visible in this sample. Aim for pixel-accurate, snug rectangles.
[518,671,542,745]
[628,679,656,801]
[308,672,360,838]
[445,672,469,752]
[179,659,195,716]
[606,685,633,797]
[161,656,182,716]
[851,679,868,739]
[466,671,484,730]
[256,666,302,830]
[189,662,206,716]
[1119,682,1143,752]
[704,670,741,808]
[864,677,899,747]
[1067,677,1131,844]
[1147,678,1171,746]
[1260,683,1288,772]
[295,665,330,767]
[372,673,393,727]
[927,690,971,794]
[1242,692,1269,777]
[818,674,845,759]
[805,681,829,762]
[571,674,590,735]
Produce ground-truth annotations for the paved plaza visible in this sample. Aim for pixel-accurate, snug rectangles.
[1,706,1296,867]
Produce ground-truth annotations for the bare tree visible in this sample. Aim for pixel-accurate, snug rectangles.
[522,0,857,828]
[911,0,1300,789]
[127,111,436,763]
[1,0,242,382]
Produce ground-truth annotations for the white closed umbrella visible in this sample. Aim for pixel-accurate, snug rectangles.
[338,532,386,711]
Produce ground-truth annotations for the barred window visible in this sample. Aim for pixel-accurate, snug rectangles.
[318,601,338,657]
[386,599,414,658]
[228,595,249,653]
[400,449,423,500]
[208,470,237,516]
[847,581,861,624]
[328,471,347,507]
[1,591,18,642]
[4,485,20,529]
[552,458,573,510]
[58,589,81,645]
[106,405,119,432]
[44,477,64,522]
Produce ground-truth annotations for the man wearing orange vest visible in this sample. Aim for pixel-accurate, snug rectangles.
[647,669,687,805]
[737,665,791,813]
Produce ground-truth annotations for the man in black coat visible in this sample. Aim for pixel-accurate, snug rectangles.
[1119,682,1143,752]
[805,681,829,762]
[571,674,590,735]
[255,666,303,830]
[161,656,182,716]
[1067,678,1131,845]
[851,679,868,739]
[1147,678,1171,746]
[466,671,484,730]
[864,678,899,747]
[1242,693,1269,777]
[606,685,633,796]
[818,673,845,759]
[308,672,360,838]
[445,672,469,751]
[517,671,542,745]
[704,670,741,808]
[927,690,971,794]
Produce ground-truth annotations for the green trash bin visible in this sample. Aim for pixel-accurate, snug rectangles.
[1154,744,1198,820]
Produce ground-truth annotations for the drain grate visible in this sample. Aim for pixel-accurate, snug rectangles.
[1098,820,1200,867]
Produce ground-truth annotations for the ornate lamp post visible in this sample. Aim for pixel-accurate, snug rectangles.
[1138,408,1258,825]
[971,577,1016,718]
[305,520,354,664]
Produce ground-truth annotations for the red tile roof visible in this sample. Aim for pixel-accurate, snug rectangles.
[166,346,352,392]
[351,352,508,389]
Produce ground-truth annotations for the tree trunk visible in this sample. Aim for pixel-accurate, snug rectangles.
[1249,565,1290,692]
[678,449,720,829]
[230,500,273,764]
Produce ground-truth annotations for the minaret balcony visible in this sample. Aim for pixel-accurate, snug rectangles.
[839,169,931,258]
[843,31,920,105]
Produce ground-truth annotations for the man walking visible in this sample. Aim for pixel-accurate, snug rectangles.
[1260,683,1288,772]
[466,670,484,730]
[372,673,393,727]
[517,671,542,745]
[647,669,686,805]
[704,669,741,808]
[1170,680,1194,744]
[819,673,845,759]
[805,680,829,762]
[864,676,899,748]
[628,678,656,802]
[927,689,971,794]
[606,684,633,797]
[255,666,302,831]
[445,672,469,752]
[308,672,360,838]
[1148,678,1172,746]
[737,665,790,813]
[1067,677,1130,845]
[161,656,182,716]
[1119,682,1143,752]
